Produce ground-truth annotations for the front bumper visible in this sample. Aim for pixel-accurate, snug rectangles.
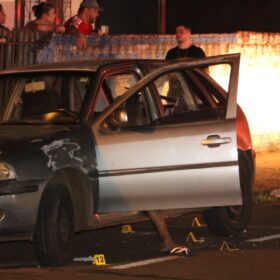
[0,180,39,196]
[0,179,45,238]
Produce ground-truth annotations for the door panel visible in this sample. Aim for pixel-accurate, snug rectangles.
[95,119,240,213]
[93,54,241,213]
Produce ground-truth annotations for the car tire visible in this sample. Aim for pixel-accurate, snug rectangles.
[34,184,74,266]
[203,151,252,236]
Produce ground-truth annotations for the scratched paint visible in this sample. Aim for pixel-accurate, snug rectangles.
[41,139,89,173]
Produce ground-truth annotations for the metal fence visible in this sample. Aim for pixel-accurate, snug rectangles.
[0,32,240,70]
[0,29,41,70]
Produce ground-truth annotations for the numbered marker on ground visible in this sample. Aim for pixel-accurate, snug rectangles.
[219,241,239,252]
[121,224,135,234]
[186,232,205,243]
[93,254,107,266]
[191,217,205,227]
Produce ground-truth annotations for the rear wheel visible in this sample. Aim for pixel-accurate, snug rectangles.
[203,151,252,236]
[34,184,74,266]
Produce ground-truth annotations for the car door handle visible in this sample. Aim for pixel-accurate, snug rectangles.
[201,135,232,148]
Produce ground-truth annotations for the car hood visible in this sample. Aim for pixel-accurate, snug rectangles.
[0,123,95,181]
[0,124,71,144]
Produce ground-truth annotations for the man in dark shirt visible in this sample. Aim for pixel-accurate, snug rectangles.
[166,22,205,60]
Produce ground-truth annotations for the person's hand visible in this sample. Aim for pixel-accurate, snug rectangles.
[77,34,87,49]
[0,38,7,43]
[56,25,65,33]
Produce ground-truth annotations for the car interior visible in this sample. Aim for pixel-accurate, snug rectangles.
[4,74,91,122]
[154,69,228,125]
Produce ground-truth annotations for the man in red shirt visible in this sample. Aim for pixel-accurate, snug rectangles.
[65,0,101,48]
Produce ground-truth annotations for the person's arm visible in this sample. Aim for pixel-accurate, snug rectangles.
[55,25,65,33]
[64,23,81,37]
[196,47,209,74]
[76,33,87,49]
[196,47,206,58]
[64,19,87,49]
[165,49,173,60]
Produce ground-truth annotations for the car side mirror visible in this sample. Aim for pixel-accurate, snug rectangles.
[100,109,128,131]
[109,109,128,127]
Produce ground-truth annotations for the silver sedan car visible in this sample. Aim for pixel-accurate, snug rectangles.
[0,53,254,265]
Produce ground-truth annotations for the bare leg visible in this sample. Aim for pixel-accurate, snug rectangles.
[147,210,181,251]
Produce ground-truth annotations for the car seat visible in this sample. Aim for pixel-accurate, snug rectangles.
[124,93,147,127]
[21,90,60,119]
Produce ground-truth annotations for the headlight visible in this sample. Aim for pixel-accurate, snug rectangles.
[0,163,16,180]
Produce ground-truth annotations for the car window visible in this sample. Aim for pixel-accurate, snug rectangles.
[0,72,92,123]
[191,69,228,107]
[154,71,198,115]
[104,73,138,99]
[101,90,151,131]
[208,64,231,92]
[0,77,16,120]
[152,69,227,124]
[94,73,138,114]
[94,71,151,130]
[94,86,110,113]
[70,76,91,113]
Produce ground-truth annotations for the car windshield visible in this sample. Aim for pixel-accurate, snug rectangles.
[0,72,93,123]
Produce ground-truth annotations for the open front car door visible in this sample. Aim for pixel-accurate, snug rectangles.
[92,54,243,215]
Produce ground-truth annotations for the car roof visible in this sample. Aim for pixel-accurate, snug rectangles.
[0,54,238,76]
[0,59,175,75]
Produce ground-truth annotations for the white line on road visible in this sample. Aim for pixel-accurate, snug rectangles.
[248,226,280,230]
[110,256,180,270]
[135,231,156,236]
[247,234,280,243]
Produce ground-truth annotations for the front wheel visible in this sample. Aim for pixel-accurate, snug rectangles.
[203,151,253,236]
[33,184,74,266]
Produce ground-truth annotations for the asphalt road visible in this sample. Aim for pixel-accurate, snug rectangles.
[1,203,280,280]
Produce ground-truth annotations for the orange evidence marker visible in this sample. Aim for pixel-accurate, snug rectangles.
[219,241,239,252]
[121,224,135,234]
[191,217,206,227]
[186,232,205,244]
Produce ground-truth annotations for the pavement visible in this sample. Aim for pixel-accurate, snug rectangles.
[1,203,280,279]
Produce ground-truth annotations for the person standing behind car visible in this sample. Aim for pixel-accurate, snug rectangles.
[64,0,101,49]
[144,23,208,257]
[165,22,207,103]
[25,2,65,47]
[166,22,206,60]
[26,2,65,34]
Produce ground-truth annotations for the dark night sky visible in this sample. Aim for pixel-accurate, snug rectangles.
[99,0,280,34]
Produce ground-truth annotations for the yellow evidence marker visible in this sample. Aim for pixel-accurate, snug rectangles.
[219,241,239,252]
[93,254,107,266]
[191,217,205,227]
[186,232,205,244]
[121,224,135,234]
